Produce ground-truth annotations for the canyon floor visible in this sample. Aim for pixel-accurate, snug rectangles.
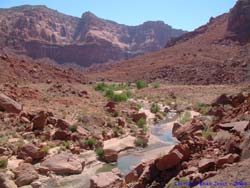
[0,81,249,188]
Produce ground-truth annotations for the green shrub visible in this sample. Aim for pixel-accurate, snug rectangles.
[152,82,160,88]
[95,82,108,92]
[70,125,78,133]
[95,147,104,159]
[96,164,116,173]
[136,80,148,89]
[134,138,146,148]
[179,111,191,124]
[136,118,146,128]
[202,125,215,139]
[84,138,97,149]
[195,103,211,115]
[109,91,132,102]
[0,157,8,169]
[150,103,160,113]
[62,141,70,149]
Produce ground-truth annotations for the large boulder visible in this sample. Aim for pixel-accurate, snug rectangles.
[90,172,123,188]
[219,121,249,133]
[14,163,39,187]
[103,149,118,163]
[174,120,204,141]
[156,149,183,171]
[198,158,216,173]
[40,152,84,175]
[131,113,147,123]
[53,130,71,140]
[0,172,17,188]
[56,119,70,130]
[17,144,46,162]
[32,111,48,130]
[216,154,236,169]
[240,132,250,160]
[0,93,22,113]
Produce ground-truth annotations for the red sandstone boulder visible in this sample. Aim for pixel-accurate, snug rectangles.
[216,154,235,168]
[198,158,216,173]
[156,149,183,171]
[32,111,48,130]
[53,130,71,140]
[90,172,123,188]
[103,149,118,163]
[17,143,46,161]
[14,163,38,187]
[56,119,70,130]
[40,152,84,175]
[0,93,22,114]
[132,113,147,123]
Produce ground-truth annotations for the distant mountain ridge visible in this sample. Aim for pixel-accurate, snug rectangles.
[85,0,250,85]
[0,5,186,66]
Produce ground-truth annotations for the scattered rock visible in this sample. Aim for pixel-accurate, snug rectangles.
[125,171,139,184]
[14,163,38,187]
[131,112,147,123]
[0,93,22,113]
[219,121,249,133]
[90,172,123,188]
[103,149,118,163]
[17,144,46,162]
[32,111,48,130]
[53,130,71,140]
[40,152,84,175]
[56,119,70,130]
[0,172,17,188]
[198,158,216,173]
[156,149,183,171]
[216,154,235,168]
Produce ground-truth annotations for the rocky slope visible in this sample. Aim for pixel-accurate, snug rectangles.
[86,0,250,85]
[0,5,185,66]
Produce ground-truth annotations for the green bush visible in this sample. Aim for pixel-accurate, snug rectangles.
[136,118,146,128]
[95,147,104,159]
[150,103,160,113]
[70,125,78,133]
[134,138,146,148]
[136,80,148,89]
[195,103,211,115]
[202,125,215,139]
[95,82,108,92]
[0,157,8,169]
[179,111,191,124]
[84,138,97,149]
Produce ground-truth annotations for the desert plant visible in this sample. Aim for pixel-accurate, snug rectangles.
[202,125,215,139]
[0,157,8,169]
[179,111,191,124]
[134,138,147,148]
[95,147,104,159]
[195,103,211,115]
[70,124,78,133]
[84,138,97,149]
[136,80,148,89]
[150,103,160,113]
[136,118,146,128]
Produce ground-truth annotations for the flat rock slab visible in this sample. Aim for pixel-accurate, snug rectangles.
[103,135,136,152]
[219,121,249,132]
[90,172,123,188]
[41,152,84,175]
[0,93,22,113]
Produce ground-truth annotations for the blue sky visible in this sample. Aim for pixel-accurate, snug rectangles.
[0,0,237,31]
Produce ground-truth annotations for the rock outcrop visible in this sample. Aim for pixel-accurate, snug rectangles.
[0,93,22,113]
[40,152,84,175]
[0,5,185,67]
